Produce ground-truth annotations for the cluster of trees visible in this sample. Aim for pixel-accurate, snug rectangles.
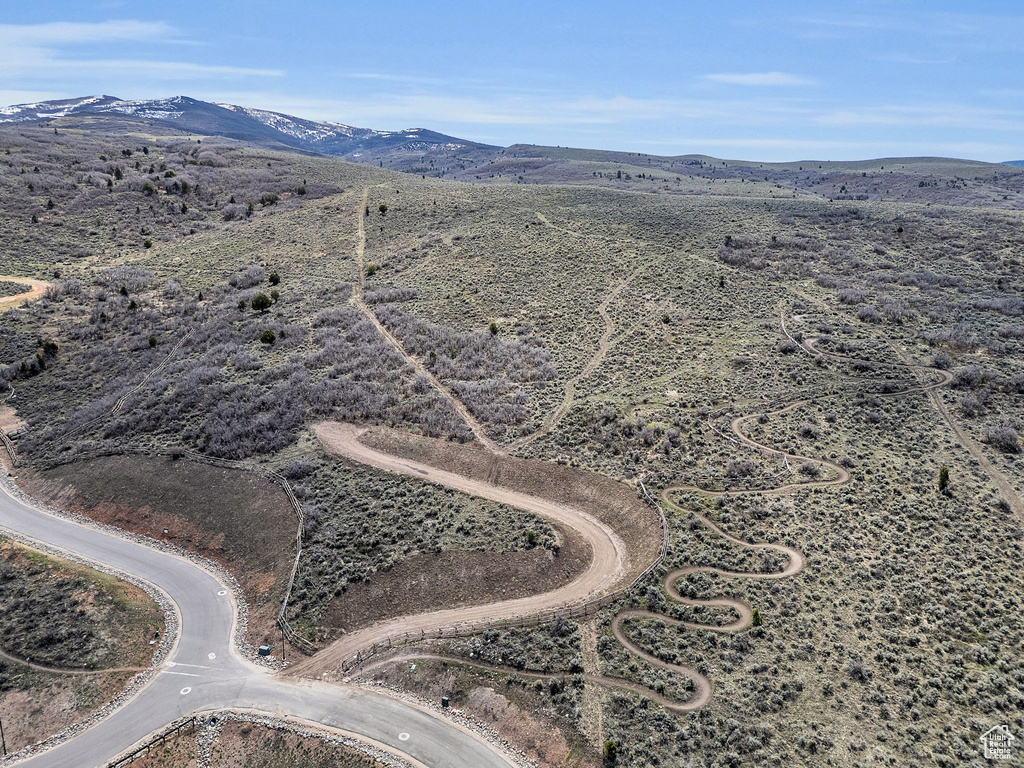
[0,127,339,263]
[13,263,561,460]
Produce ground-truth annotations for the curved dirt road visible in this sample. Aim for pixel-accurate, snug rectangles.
[0,276,50,310]
[291,422,629,679]
[0,476,518,768]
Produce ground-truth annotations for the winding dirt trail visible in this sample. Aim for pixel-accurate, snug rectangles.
[787,299,1019,520]
[0,276,50,310]
[299,214,1005,715]
[352,304,975,713]
[511,267,640,452]
[0,647,146,676]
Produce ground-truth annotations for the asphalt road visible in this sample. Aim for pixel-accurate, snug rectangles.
[0,478,515,768]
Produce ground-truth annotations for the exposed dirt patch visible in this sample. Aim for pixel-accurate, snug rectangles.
[130,720,389,768]
[0,405,25,434]
[363,657,596,768]
[358,424,661,578]
[22,455,296,646]
[324,522,590,633]
[0,668,137,753]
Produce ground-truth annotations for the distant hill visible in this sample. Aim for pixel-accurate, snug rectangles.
[2,95,1022,208]
[1003,160,1024,167]
[0,95,496,161]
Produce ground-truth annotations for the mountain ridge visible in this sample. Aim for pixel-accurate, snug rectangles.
[0,94,495,159]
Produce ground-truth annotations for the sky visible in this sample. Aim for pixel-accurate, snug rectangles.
[1,0,1023,162]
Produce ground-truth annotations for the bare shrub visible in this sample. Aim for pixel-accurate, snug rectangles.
[983,419,1021,453]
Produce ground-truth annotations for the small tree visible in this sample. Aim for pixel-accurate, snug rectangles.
[378,203,388,216]
[269,272,281,286]
[752,608,762,627]
[603,740,618,765]
[488,321,499,335]
[260,329,276,345]
[149,335,157,348]
[938,465,950,494]
[270,289,280,303]
[366,263,378,276]
[251,293,273,312]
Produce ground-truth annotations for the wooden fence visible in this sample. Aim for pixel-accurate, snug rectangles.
[337,482,670,674]
[106,717,197,767]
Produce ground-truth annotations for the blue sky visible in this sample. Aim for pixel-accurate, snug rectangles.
[2,1,1023,161]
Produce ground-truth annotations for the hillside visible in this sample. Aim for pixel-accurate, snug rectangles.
[4,96,1023,210]
[0,119,1022,768]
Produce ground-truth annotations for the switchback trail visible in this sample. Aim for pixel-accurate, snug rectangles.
[357,304,974,714]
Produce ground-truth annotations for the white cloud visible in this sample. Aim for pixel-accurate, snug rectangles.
[197,90,810,133]
[703,72,816,87]
[0,19,175,45]
[0,19,277,81]
[814,104,1024,131]
[61,60,282,79]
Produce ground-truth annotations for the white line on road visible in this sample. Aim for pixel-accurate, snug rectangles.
[161,671,201,678]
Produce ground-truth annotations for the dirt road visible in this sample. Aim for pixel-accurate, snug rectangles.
[290,422,629,679]
[348,190,500,452]
[0,276,50,310]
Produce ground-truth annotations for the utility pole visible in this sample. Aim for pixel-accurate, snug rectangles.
[1,715,8,756]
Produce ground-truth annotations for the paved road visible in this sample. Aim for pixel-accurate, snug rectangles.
[0,478,515,768]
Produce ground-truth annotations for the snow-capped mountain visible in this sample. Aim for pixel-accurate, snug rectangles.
[0,95,492,159]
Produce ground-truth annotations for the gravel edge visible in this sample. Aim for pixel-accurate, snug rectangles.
[0,467,277,766]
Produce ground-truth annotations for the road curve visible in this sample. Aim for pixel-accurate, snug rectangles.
[0,475,517,768]
[0,276,50,311]
[290,421,628,679]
